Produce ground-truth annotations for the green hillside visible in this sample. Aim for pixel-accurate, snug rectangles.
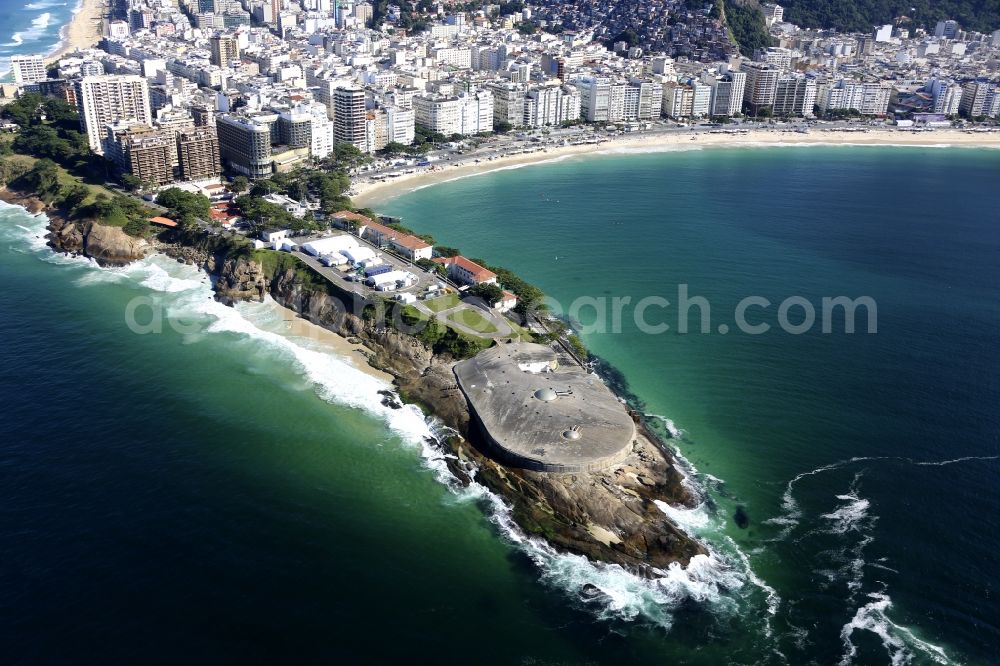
[780,0,1000,35]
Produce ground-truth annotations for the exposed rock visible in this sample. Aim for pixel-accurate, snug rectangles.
[2,196,708,573]
[212,249,708,571]
[80,220,150,267]
[214,255,266,305]
[734,505,750,529]
[378,390,403,410]
[2,187,152,267]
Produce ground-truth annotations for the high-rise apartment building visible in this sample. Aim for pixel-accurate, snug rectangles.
[10,54,46,85]
[816,80,890,116]
[354,2,373,26]
[959,81,993,118]
[210,34,240,67]
[104,124,175,186]
[575,76,611,122]
[216,114,274,179]
[76,75,153,153]
[177,127,222,181]
[930,80,963,115]
[742,63,781,114]
[333,86,367,151]
[706,71,746,117]
[934,20,959,39]
[773,76,817,117]
[413,90,493,137]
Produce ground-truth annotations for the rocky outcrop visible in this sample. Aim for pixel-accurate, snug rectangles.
[78,220,150,267]
[213,251,707,570]
[12,202,707,572]
[214,255,267,304]
[0,188,149,267]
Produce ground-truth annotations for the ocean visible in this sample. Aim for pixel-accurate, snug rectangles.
[0,0,80,80]
[2,145,999,664]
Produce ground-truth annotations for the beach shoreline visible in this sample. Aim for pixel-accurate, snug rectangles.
[352,128,1000,207]
[46,0,105,64]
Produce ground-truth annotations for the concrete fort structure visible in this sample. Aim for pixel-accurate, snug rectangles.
[454,343,636,473]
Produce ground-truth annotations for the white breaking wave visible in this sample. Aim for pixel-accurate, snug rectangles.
[23,1,67,9]
[839,591,952,666]
[766,454,999,541]
[594,143,705,156]
[644,412,684,438]
[3,11,54,48]
[821,493,871,535]
[0,201,764,634]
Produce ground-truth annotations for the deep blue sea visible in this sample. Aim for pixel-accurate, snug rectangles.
[2,145,999,664]
[0,0,80,80]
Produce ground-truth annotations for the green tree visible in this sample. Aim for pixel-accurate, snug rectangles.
[155,188,211,226]
[20,159,62,203]
[61,183,90,211]
[121,174,142,192]
[227,175,249,194]
[470,283,504,305]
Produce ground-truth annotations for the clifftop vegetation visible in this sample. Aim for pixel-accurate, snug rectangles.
[721,0,776,56]
[779,0,1000,34]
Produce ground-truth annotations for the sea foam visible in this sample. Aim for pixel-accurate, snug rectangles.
[0,203,765,633]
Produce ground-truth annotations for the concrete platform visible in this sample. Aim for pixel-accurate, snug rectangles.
[454,343,636,473]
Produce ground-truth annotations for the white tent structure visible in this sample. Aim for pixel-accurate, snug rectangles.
[302,235,359,257]
[341,246,378,265]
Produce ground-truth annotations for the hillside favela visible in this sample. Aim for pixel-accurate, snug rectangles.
[1,0,999,664]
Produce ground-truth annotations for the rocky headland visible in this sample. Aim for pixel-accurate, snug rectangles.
[5,185,707,573]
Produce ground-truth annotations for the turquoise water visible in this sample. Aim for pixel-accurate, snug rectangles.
[2,145,999,664]
[0,0,80,80]
[378,145,1000,664]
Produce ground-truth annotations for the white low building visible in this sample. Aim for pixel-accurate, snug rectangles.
[302,235,359,257]
[263,229,290,243]
[367,270,416,290]
[341,246,378,265]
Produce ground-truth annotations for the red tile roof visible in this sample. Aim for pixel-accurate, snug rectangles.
[149,216,178,227]
[433,255,497,282]
[366,220,431,250]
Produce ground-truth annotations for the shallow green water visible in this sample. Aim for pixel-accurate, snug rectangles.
[2,145,999,664]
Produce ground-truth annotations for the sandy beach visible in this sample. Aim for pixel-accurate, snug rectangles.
[46,0,106,63]
[352,128,1000,207]
[270,302,395,384]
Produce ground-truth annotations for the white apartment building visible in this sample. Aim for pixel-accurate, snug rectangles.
[959,81,998,118]
[630,80,663,120]
[930,80,963,115]
[663,82,694,118]
[690,81,711,118]
[386,106,415,145]
[76,75,153,153]
[10,54,46,85]
[308,104,334,159]
[526,84,582,126]
[706,71,746,117]
[107,20,130,39]
[773,76,817,117]
[755,47,794,70]
[575,76,610,122]
[608,82,626,122]
[413,89,494,136]
[762,3,783,26]
[816,80,890,116]
[434,47,472,69]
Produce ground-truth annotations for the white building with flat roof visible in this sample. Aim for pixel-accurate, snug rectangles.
[11,54,46,85]
[76,75,152,153]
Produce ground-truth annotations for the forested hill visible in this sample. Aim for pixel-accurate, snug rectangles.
[779,0,1000,35]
